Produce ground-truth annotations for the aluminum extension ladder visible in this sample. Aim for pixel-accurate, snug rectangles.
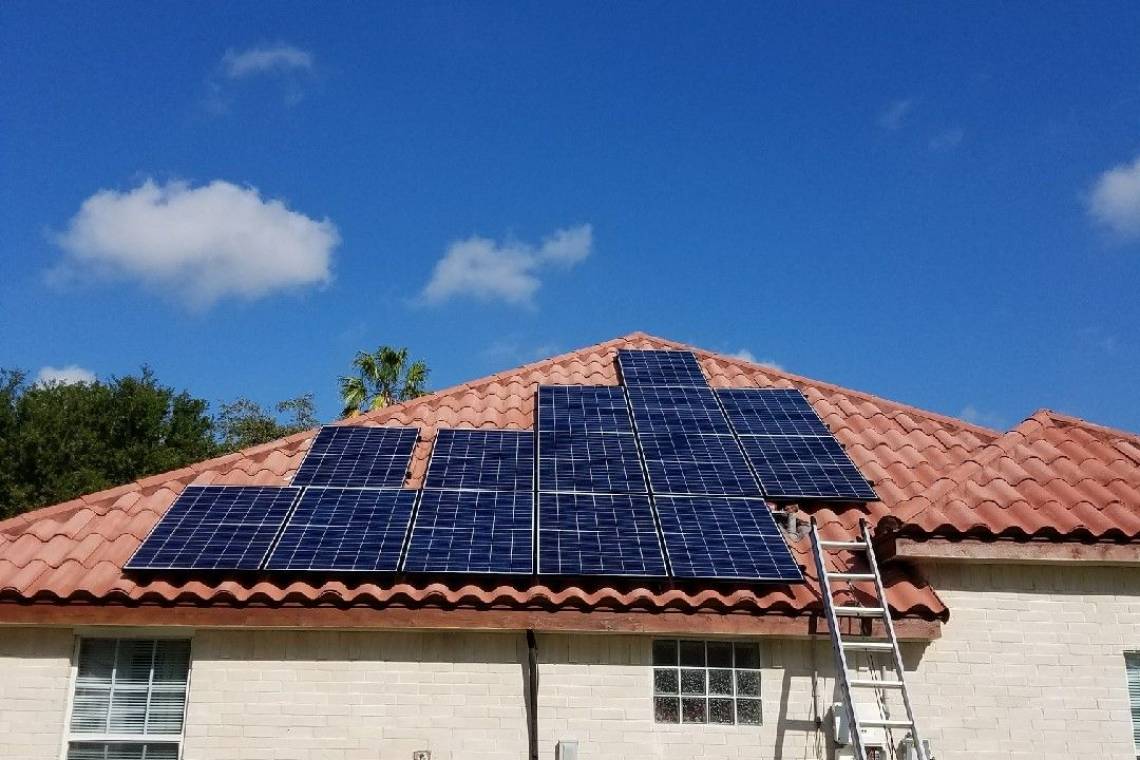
[810,518,928,760]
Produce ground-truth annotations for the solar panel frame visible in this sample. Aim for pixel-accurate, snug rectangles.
[423,429,535,492]
[537,385,635,435]
[654,495,803,581]
[537,492,668,577]
[126,486,300,571]
[628,385,734,435]
[264,487,418,572]
[638,432,762,497]
[291,426,418,489]
[616,349,708,388]
[738,435,878,501]
[716,388,832,437]
[403,489,533,574]
[536,431,647,494]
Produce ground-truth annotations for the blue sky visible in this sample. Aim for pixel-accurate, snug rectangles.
[3,3,1139,432]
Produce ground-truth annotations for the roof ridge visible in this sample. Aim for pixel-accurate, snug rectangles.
[636,331,1004,439]
[1035,408,1140,442]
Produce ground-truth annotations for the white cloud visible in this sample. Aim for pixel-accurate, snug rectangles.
[421,225,592,306]
[1089,155,1140,240]
[959,404,1006,429]
[222,44,313,78]
[36,365,95,386]
[879,99,913,130]
[53,179,338,308]
[728,349,783,371]
[929,127,964,151]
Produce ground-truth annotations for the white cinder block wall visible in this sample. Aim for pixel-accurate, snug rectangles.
[1,563,1139,760]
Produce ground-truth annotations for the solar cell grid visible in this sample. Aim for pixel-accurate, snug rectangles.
[638,433,761,496]
[292,426,417,489]
[264,487,417,571]
[717,388,831,437]
[126,486,299,570]
[424,429,534,491]
[537,492,667,576]
[537,431,647,494]
[538,386,634,435]
[655,496,802,580]
[739,435,877,501]
[617,349,707,388]
[404,490,533,574]
[628,385,733,435]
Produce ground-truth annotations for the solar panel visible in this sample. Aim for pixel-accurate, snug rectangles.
[739,435,877,501]
[654,495,802,580]
[424,429,534,491]
[538,385,634,435]
[638,433,761,496]
[628,385,733,435]
[127,486,298,570]
[717,388,831,437]
[617,349,707,388]
[537,431,647,494]
[537,492,667,576]
[292,426,417,488]
[264,487,417,571]
[403,490,533,574]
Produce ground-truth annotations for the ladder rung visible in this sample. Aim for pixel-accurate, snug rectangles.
[834,606,886,617]
[841,641,893,651]
[860,718,916,729]
[828,572,876,581]
[848,679,905,688]
[818,540,869,550]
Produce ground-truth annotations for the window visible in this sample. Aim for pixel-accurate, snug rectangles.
[65,639,191,760]
[1127,653,1140,759]
[652,639,761,725]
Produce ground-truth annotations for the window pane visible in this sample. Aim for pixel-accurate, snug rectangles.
[146,690,187,734]
[709,669,733,696]
[652,640,678,666]
[734,642,760,669]
[76,640,116,689]
[680,668,706,695]
[68,743,181,760]
[736,669,761,697]
[709,698,734,724]
[115,641,155,687]
[679,641,705,667]
[681,697,707,723]
[653,668,679,694]
[151,641,191,688]
[108,688,149,734]
[654,697,680,723]
[737,698,762,725]
[70,687,111,733]
[707,641,733,668]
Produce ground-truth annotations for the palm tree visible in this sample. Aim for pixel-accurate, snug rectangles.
[339,346,429,418]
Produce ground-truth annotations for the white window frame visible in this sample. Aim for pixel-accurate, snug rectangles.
[59,632,195,760]
[651,638,763,726]
[1126,651,1140,760]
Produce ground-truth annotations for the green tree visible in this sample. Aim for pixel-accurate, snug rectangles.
[0,368,217,518]
[215,394,318,451]
[338,346,428,417]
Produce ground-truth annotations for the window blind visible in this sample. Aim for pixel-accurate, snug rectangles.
[1127,653,1140,758]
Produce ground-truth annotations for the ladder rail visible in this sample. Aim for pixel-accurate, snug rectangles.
[859,519,929,760]
[810,518,870,760]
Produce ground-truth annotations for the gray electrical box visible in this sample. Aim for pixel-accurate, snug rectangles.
[556,740,579,760]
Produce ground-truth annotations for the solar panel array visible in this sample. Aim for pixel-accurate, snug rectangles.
[127,486,299,570]
[536,385,666,577]
[718,388,877,501]
[292,426,418,488]
[129,350,875,581]
[406,429,535,574]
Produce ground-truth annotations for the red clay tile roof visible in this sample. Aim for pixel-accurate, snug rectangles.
[891,409,1140,540]
[2,331,1133,627]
